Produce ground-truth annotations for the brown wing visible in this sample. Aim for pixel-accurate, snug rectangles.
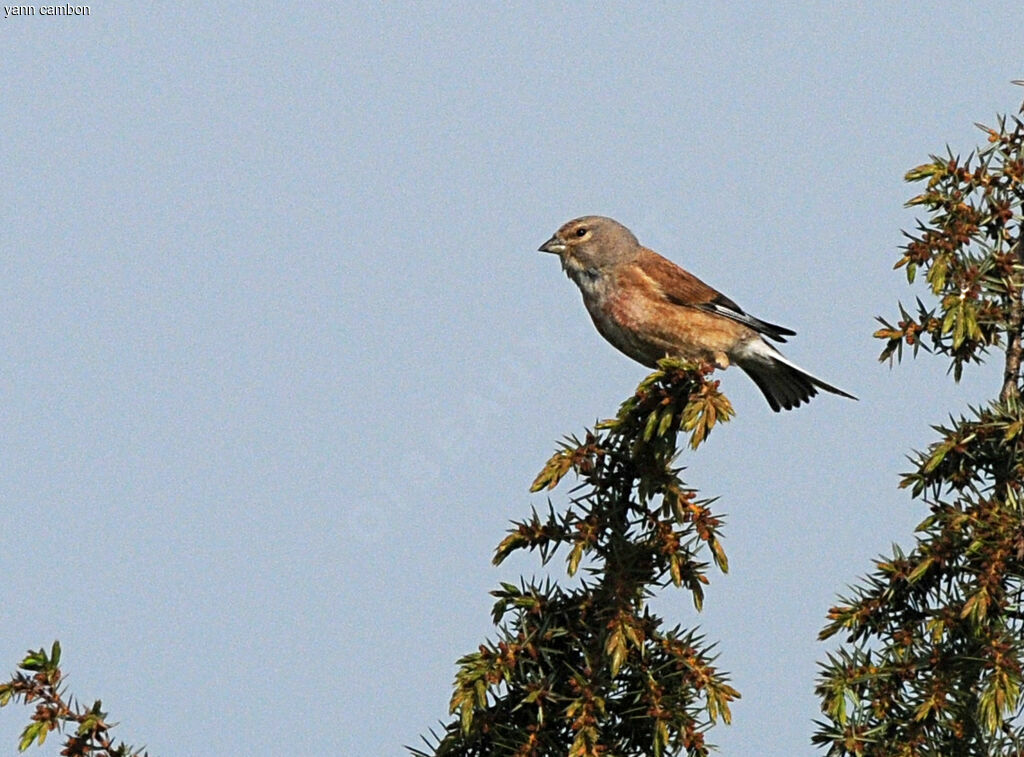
[636,248,795,343]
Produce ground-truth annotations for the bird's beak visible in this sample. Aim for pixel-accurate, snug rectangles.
[538,236,566,254]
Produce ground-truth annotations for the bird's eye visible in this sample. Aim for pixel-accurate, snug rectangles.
[575,227,588,237]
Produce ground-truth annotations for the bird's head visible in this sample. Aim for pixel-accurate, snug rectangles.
[538,216,640,276]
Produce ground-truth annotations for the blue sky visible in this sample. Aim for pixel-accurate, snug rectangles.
[1,3,1021,755]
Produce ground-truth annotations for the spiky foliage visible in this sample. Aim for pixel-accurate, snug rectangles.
[0,642,148,756]
[815,85,1024,756]
[413,360,738,757]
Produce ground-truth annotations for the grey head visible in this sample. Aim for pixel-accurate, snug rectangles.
[538,216,641,277]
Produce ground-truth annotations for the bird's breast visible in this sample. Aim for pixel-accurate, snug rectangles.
[573,265,748,370]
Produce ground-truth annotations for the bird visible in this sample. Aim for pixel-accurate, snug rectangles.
[538,215,856,412]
